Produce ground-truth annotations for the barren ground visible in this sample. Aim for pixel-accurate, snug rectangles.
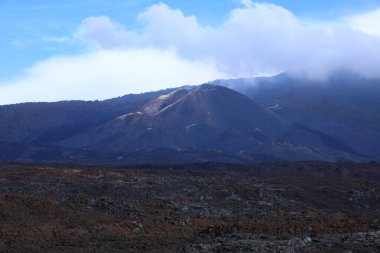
[0,162,379,252]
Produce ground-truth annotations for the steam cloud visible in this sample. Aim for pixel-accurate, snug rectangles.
[1,0,380,104]
[77,2,380,79]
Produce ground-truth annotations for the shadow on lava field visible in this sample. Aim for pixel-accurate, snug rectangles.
[0,161,379,252]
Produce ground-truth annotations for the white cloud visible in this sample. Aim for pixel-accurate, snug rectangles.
[0,49,225,105]
[347,9,380,37]
[76,2,380,79]
[2,2,380,104]
[76,16,139,49]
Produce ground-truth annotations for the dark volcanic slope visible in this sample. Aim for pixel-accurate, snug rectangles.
[215,73,380,160]
[60,85,290,153]
[0,100,141,143]
[58,84,365,162]
[0,78,378,163]
[0,162,379,252]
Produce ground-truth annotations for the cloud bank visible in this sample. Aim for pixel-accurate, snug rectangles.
[0,49,223,104]
[77,2,380,79]
[348,9,380,37]
[1,0,380,104]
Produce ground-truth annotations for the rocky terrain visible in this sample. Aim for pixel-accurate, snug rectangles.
[0,161,379,252]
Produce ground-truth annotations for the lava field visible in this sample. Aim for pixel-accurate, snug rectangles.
[0,162,379,252]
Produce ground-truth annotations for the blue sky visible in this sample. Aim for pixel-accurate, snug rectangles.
[1,0,380,104]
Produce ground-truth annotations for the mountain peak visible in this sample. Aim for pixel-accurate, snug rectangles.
[197,83,218,91]
[196,83,233,93]
[141,88,189,114]
[152,84,291,138]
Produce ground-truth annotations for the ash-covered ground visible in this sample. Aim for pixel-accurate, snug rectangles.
[0,162,379,252]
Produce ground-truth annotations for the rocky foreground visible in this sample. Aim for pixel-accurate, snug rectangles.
[0,162,379,252]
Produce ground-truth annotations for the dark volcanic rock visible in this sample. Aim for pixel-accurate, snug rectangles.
[0,162,379,252]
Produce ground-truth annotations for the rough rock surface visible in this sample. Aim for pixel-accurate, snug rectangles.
[0,162,379,252]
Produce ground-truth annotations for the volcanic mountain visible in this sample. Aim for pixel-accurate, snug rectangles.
[0,80,374,164]
[57,84,362,162]
[60,85,288,151]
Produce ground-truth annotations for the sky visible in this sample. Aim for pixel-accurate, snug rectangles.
[1,0,380,104]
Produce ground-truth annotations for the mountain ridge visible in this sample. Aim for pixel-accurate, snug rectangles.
[0,73,379,164]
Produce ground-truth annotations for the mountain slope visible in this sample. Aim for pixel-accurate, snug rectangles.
[59,85,290,152]
[0,75,378,164]
[0,100,143,144]
[58,84,362,162]
[213,73,380,158]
